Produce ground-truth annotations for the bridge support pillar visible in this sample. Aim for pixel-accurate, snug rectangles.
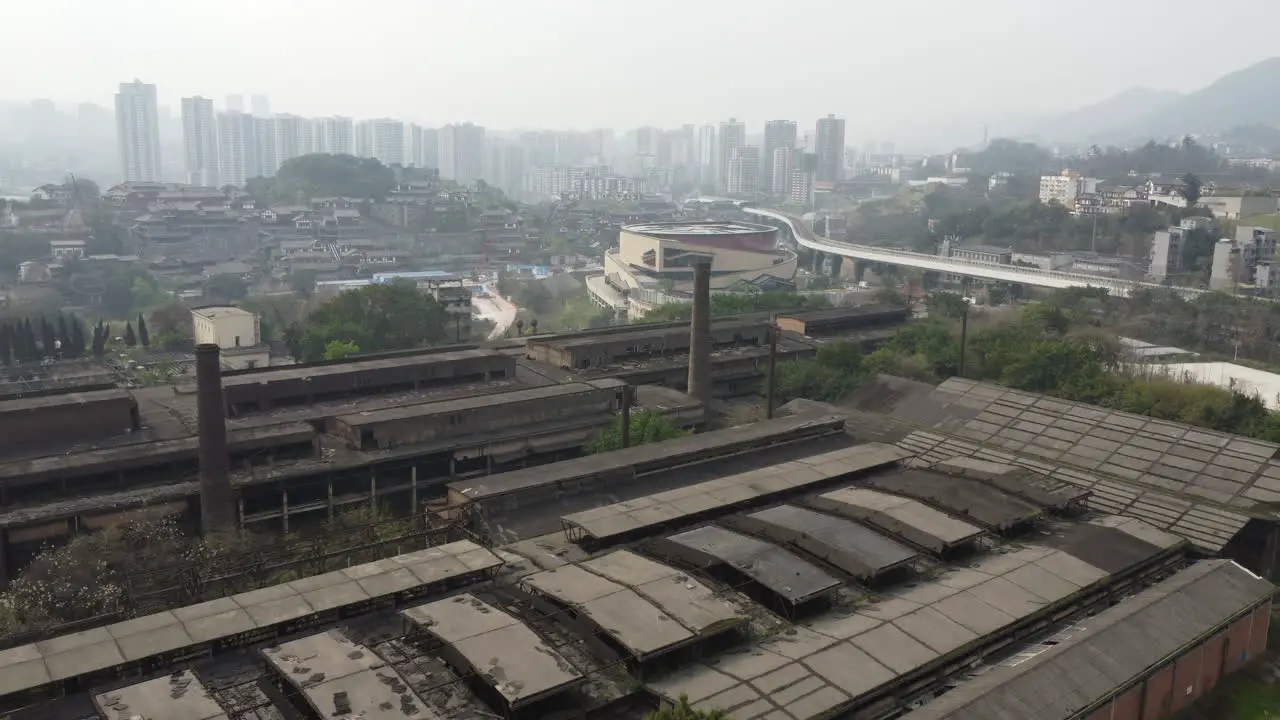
[852,261,868,282]
[830,254,844,278]
[922,271,940,292]
[811,251,824,273]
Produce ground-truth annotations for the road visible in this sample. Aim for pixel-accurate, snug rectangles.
[473,285,518,340]
[746,207,1206,299]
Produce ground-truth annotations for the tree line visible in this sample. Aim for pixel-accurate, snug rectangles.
[774,289,1280,442]
[0,313,159,365]
[0,315,87,364]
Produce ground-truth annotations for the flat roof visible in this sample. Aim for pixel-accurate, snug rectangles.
[1032,517,1174,575]
[94,670,227,720]
[334,380,622,428]
[807,487,986,553]
[560,443,913,543]
[863,469,1042,530]
[647,544,1115,719]
[221,348,505,388]
[0,388,133,414]
[900,560,1275,720]
[521,550,747,659]
[450,414,846,502]
[190,305,254,319]
[0,421,314,480]
[0,540,501,698]
[263,630,440,720]
[662,525,842,605]
[535,317,766,351]
[732,505,919,580]
[623,221,775,236]
[402,594,584,707]
[775,305,908,323]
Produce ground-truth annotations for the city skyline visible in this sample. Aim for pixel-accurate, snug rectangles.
[7,0,1280,144]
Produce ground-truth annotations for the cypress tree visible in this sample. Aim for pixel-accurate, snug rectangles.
[0,324,11,366]
[70,320,85,358]
[124,321,136,348]
[137,313,150,347]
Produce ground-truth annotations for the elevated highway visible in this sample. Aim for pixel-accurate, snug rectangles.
[746,207,1204,298]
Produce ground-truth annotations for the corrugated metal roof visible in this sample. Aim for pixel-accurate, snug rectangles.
[901,560,1275,720]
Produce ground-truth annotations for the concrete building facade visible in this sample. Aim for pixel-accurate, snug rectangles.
[180,96,218,188]
[1039,170,1100,207]
[815,114,846,183]
[191,306,261,350]
[439,122,486,185]
[115,80,163,182]
[762,120,797,194]
[726,146,761,195]
[717,118,746,193]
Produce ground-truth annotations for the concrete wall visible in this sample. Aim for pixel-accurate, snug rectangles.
[1200,196,1276,220]
[0,391,137,450]
[192,307,260,349]
[334,383,622,450]
[223,352,515,413]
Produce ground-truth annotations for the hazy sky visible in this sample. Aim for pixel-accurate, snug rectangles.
[6,0,1279,139]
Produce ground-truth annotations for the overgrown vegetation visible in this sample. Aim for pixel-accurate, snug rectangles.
[585,409,688,454]
[643,290,831,322]
[0,506,426,639]
[245,153,395,204]
[644,696,730,719]
[773,288,1280,442]
[283,280,449,361]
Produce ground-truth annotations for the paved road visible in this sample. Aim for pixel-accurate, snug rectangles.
[473,285,518,340]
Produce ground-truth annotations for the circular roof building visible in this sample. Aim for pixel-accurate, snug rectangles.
[620,221,779,254]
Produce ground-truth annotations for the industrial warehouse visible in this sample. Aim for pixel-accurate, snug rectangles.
[0,261,1277,720]
[0,409,1273,720]
[0,300,909,581]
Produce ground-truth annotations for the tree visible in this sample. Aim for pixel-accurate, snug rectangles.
[585,410,689,454]
[205,273,249,302]
[272,154,396,201]
[101,267,161,316]
[286,281,449,362]
[515,319,525,337]
[39,317,56,357]
[123,321,137,347]
[645,696,730,720]
[926,291,969,319]
[69,318,85,358]
[1180,172,1203,207]
[56,315,70,352]
[136,313,150,347]
[149,302,193,350]
[324,339,360,361]
[288,270,318,299]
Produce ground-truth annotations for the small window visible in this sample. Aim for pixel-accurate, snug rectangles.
[235,335,241,347]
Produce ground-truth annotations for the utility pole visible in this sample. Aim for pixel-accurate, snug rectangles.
[958,302,969,379]
[765,323,779,419]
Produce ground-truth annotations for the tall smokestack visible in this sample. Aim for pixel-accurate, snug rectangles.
[195,343,235,537]
[686,259,712,404]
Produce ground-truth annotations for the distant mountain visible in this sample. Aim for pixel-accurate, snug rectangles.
[1025,58,1280,145]
[1126,57,1280,139]
[1031,87,1182,143]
